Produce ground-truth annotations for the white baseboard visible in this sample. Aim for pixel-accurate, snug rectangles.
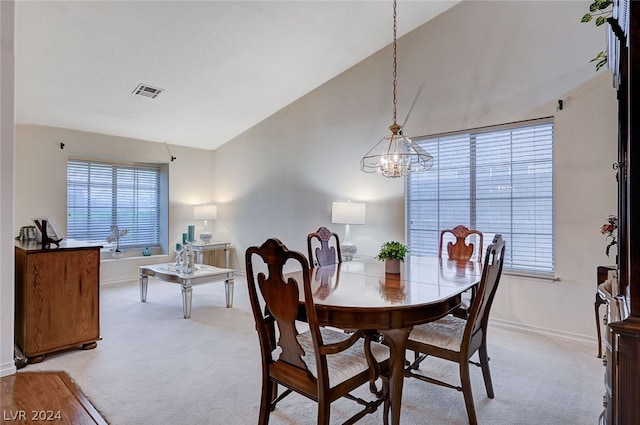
[490,317,597,345]
[1,361,17,377]
[100,276,139,285]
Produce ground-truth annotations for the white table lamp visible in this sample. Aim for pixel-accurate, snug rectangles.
[193,204,217,243]
[332,201,366,261]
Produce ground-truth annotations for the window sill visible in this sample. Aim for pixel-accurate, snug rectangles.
[503,270,560,282]
[101,253,168,263]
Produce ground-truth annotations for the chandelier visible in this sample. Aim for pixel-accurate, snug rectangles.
[360,0,433,178]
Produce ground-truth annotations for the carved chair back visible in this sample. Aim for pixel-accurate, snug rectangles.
[439,225,484,262]
[307,227,342,267]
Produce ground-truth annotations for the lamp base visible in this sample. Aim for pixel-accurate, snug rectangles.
[199,231,213,243]
[341,243,357,262]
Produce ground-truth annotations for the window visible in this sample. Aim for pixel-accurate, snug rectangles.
[406,118,554,275]
[67,158,163,250]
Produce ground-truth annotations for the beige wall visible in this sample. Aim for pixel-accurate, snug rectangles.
[4,0,619,372]
[14,125,220,282]
[1,0,16,377]
[211,1,618,340]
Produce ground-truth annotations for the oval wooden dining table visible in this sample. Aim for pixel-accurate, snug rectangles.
[286,256,482,425]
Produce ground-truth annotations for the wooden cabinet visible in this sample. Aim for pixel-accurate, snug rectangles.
[609,318,640,425]
[602,1,640,424]
[14,241,102,365]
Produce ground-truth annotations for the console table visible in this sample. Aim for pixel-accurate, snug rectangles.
[14,240,102,366]
[191,241,231,268]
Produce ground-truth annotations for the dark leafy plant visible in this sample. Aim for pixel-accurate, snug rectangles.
[376,241,408,262]
[580,0,613,71]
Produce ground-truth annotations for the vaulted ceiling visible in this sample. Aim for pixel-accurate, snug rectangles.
[16,1,459,151]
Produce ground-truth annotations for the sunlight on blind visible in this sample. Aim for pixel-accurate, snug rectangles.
[406,118,554,274]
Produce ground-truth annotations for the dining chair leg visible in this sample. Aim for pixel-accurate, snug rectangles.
[317,398,330,425]
[460,360,478,425]
[478,343,494,398]
[269,382,278,410]
[259,379,273,425]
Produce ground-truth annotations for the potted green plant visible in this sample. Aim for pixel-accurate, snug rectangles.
[376,241,408,274]
[580,0,613,71]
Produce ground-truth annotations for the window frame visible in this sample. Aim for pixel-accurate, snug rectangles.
[405,117,555,277]
[66,157,169,255]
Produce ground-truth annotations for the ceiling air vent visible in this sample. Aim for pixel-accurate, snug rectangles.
[132,84,163,99]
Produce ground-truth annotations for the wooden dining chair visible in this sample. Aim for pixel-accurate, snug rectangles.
[307,226,342,267]
[439,225,484,262]
[245,238,389,425]
[440,225,484,318]
[405,234,505,425]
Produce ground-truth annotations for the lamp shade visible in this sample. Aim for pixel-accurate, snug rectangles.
[193,205,217,220]
[332,202,366,225]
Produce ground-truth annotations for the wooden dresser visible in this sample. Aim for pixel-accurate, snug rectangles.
[14,240,102,366]
[600,1,640,424]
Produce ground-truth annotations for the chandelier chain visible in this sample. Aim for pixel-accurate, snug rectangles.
[359,0,434,177]
[392,0,398,124]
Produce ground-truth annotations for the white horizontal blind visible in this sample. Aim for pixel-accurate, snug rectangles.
[67,159,161,249]
[406,118,554,274]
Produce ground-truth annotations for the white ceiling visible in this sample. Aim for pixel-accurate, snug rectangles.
[15,0,459,151]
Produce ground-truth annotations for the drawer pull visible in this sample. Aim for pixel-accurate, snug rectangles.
[602,354,607,367]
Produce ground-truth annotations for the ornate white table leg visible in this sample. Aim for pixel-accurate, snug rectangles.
[224,245,230,268]
[197,251,204,264]
[225,277,234,308]
[182,280,193,319]
[139,273,148,302]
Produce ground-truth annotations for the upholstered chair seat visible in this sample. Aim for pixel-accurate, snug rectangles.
[297,328,389,386]
[407,315,466,351]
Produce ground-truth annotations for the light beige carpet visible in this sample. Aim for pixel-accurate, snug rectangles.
[23,276,603,424]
